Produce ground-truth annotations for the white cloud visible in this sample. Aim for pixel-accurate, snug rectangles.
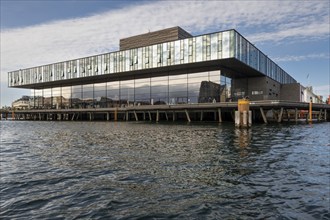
[273,53,330,62]
[1,0,329,106]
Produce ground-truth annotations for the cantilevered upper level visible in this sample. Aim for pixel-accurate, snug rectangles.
[8,27,296,89]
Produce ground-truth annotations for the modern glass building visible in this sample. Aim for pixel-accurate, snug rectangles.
[8,27,297,109]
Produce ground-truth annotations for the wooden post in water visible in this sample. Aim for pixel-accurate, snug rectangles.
[156,110,159,122]
[325,109,327,121]
[114,108,118,121]
[218,108,222,123]
[278,107,284,123]
[134,111,138,121]
[318,109,322,121]
[260,107,267,124]
[185,109,191,122]
[295,108,298,122]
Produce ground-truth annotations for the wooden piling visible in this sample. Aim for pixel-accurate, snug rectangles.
[260,107,267,124]
[134,111,138,121]
[278,107,283,123]
[148,111,152,121]
[218,108,222,123]
[185,109,191,122]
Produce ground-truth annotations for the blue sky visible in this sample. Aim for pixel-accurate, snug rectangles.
[1,0,329,106]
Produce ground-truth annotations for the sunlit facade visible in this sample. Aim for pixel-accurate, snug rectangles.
[8,27,297,109]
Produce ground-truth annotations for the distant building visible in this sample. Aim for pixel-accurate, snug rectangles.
[281,84,323,103]
[8,26,320,109]
[12,96,30,109]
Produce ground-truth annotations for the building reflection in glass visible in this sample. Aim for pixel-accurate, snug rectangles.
[28,71,233,109]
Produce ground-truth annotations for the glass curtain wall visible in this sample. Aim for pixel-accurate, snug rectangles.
[29,70,234,109]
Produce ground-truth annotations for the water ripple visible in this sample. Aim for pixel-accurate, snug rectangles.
[0,121,329,219]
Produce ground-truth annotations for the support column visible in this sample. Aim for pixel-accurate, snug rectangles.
[218,108,222,123]
[148,111,152,121]
[156,110,159,122]
[272,109,278,121]
[172,111,175,122]
[143,112,146,121]
[165,112,168,121]
[114,108,118,121]
[200,111,203,121]
[286,109,290,122]
[278,107,283,123]
[324,109,327,121]
[106,112,109,121]
[295,108,298,122]
[134,111,138,121]
[260,107,267,124]
[318,109,322,121]
[126,111,129,121]
[185,109,191,122]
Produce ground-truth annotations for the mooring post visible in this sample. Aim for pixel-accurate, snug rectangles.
[235,111,240,127]
[236,99,251,127]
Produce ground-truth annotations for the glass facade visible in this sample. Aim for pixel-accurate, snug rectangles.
[8,29,296,89]
[25,71,236,109]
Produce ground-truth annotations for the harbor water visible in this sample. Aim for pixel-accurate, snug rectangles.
[0,121,329,219]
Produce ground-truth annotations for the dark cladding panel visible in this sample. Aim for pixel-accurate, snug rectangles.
[120,26,192,50]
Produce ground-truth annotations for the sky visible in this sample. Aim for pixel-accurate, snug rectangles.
[1,0,329,107]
